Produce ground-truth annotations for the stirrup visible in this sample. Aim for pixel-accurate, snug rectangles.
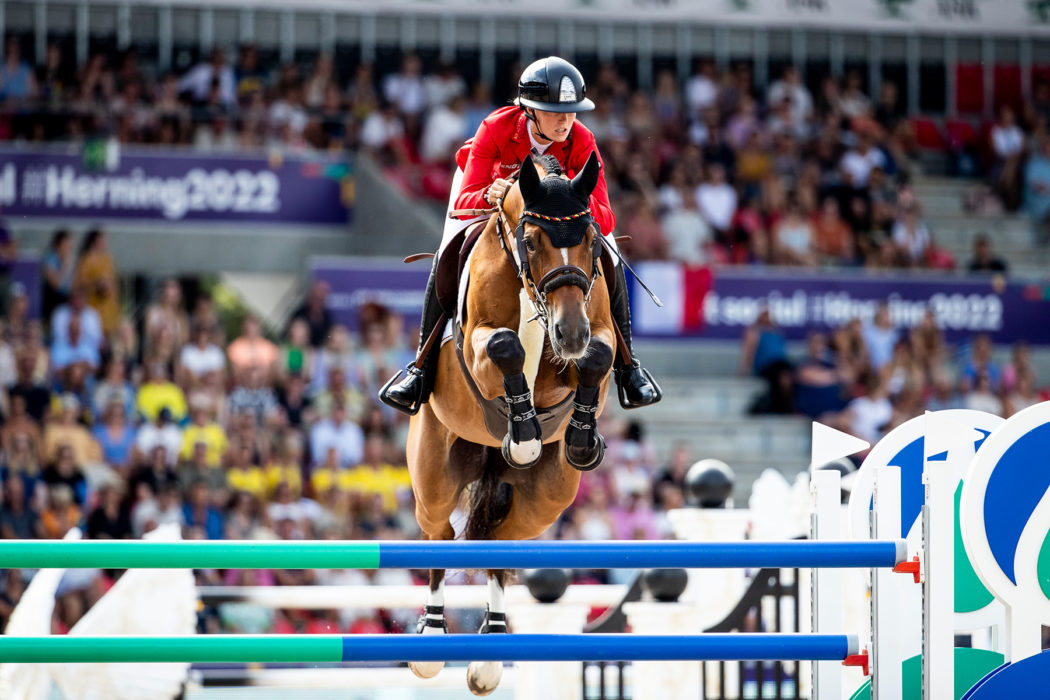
[379,365,425,416]
[615,362,663,409]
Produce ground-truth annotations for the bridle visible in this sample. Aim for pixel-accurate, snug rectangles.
[492,180,602,327]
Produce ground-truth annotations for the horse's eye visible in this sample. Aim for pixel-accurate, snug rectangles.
[525,238,536,253]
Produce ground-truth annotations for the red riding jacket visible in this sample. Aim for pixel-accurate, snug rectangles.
[453,106,616,236]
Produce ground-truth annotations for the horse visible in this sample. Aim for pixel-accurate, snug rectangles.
[406,152,616,695]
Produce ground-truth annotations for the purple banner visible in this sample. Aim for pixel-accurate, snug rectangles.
[309,257,1050,346]
[0,145,351,225]
[311,257,428,332]
[631,262,1050,346]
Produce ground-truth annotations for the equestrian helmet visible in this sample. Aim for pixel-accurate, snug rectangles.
[517,56,595,113]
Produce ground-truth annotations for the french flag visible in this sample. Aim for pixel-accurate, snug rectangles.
[632,262,713,335]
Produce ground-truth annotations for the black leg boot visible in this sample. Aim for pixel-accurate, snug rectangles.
[379,257,445,415]
[610,264,662,409]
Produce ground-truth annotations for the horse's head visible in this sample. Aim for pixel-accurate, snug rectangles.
[504,152,602,360]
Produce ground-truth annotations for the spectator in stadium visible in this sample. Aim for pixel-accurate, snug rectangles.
[178,47,236,107]
[891,201,932,266]
[767,65,813,132]
[840,129,887,191]
[227,366,280,427]
[380,57,661,415]
[276,371,314,429]
[695,162,738,244]
[182,479,225,540]
[846,373,892,445]
[967,234,1009,274]
[837,71,872,120]
[790,333,845,420]
[50,286,104,360]
[179,400,228,470]
[42,229,75,322]
[773,194,817,266]
[74,229,120,338]
[0,37,36,102]
[661,186,714,265]
[289,281,333,350]
[91,358,135,420]
[9,349,50,423]
[812,197,854,264]
[1002,342,1035,393]
[685,58,719,122]
[990,105,1025,211]
[1004,371,1043,416]
[42,394,101,468]
[135,407,182,468]
[383,53,426,130]
[136,362,188,424]
[309,402,364,468]
[40,483,80,538]
[963,370,1003,416]
[131,480,185,538]
[50,315,100,372]
[962,334,1001,390]
[227,315,279,383]
[2,394,41,466]
[86,481,132,539]
[92,400,136,472]
[144,278,189,364]
[926,370,963,412]
[0,474,39,540]
[862,303,898,371]
[1024,136,1050,235]
[178,322,227,387]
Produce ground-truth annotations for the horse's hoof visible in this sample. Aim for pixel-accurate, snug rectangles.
[566,433,606,471]
[409,660,445,679]
[502,433,541,469]
[466,661,503,696]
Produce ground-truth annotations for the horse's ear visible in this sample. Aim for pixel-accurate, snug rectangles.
[518,157,540,203]
[571,151,601,200]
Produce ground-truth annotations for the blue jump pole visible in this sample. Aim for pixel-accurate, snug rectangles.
[0,539,907,570]
[0,634,860,663]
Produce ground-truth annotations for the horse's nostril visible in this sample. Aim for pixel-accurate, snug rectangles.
[554,325,565,343]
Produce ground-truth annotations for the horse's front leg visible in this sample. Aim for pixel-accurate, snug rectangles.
[565,337,614,470]
[471,327,542,469]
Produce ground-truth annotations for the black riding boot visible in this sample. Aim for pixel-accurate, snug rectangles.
[610,264,662,409]
[379,257,445,415]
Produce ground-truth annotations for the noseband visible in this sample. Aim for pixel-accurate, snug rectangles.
[494,198,601,326]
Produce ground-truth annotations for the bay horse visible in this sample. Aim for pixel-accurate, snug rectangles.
[406,152,615,695]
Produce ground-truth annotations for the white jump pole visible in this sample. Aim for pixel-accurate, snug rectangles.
[872,465,904,700]
[810,468,843,700]
[923,444,955,699]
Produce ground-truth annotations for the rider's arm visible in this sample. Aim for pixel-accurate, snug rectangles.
[454,121,501,216]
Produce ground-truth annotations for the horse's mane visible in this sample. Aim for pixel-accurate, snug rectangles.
[533,154,563,178]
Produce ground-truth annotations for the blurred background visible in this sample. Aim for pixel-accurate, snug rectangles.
[0,0,1048,696]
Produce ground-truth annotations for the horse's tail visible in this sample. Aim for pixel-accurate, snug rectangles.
[464,447,513,541]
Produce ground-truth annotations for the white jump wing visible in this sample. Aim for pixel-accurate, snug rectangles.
[53,525,197,700]
[0,527,82,700]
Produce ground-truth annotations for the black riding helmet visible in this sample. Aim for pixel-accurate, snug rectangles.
[516,57,596,114]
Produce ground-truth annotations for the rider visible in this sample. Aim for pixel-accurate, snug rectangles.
[380,56,661,415]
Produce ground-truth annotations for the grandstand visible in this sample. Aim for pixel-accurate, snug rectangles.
[0,0,1048,697]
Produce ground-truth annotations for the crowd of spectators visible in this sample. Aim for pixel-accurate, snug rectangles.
[3,35,1045,267]
[741,302,1047,444]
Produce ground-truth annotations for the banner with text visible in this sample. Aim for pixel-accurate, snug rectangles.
[0,145,351,226]
[309,257,1050,345]
[326,0,1050,33]
[633,262,1050,345]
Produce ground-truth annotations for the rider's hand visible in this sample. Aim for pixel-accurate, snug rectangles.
[486,178,511,205]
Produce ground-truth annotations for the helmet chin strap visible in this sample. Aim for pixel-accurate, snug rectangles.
[524,108,553,144]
